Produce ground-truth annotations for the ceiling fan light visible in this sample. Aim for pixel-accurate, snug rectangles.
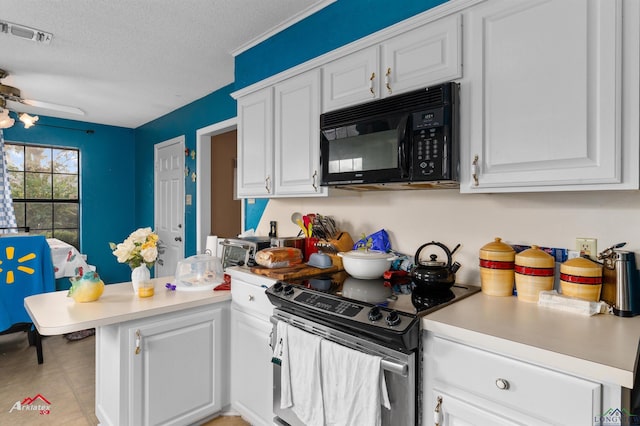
[0,109,14,129]
[18,112,38,129]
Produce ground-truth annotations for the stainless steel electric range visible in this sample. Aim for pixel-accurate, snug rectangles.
[266,271,480,426]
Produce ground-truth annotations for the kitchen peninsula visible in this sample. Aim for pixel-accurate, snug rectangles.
[24,278,231,426]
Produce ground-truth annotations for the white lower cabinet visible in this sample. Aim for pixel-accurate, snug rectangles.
[229,272,276,425]
[95,303,229,426]
[423,332,604,426]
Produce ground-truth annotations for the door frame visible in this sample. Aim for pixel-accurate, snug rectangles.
[195,118,241,254]
[154,135,186,272]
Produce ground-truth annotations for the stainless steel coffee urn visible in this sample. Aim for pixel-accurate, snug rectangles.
[599,243,640,317]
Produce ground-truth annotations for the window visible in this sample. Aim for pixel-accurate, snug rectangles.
[5,143,80,248]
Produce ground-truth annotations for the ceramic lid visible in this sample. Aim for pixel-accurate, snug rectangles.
[560,256,602,277]
[479,237,515,262]
[480,237,515,253]
[515,245,554,268]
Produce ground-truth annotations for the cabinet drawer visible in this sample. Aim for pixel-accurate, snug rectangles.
[429,336,601,425]
[231,278,273,319]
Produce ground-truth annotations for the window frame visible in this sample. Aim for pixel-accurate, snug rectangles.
[5,141,81,249]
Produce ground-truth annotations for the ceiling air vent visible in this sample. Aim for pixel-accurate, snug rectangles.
[0,20,52,44]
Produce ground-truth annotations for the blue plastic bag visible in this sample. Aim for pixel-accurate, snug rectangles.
[353,229,391,252]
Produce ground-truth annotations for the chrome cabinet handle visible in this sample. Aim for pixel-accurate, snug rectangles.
[471,155,479,186]
[265,175,271,193]
[312,170,318,192]
[369,72,376,96]
[434,395,442,426]
[385,68,392,94]
[495,378,510,390]
[135,330,141,355]
[248,294,255,302]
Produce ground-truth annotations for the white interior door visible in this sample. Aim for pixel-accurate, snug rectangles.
[154,136,185,277]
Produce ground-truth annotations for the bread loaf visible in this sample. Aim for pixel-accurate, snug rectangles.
[255,247,303,268]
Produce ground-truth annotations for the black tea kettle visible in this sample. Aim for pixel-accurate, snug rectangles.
[411,241,461,291]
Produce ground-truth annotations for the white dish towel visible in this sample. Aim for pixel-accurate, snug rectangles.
[279,322,325,426]
[320,338,391,426]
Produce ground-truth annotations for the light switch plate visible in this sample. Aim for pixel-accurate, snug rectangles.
[185,194,192,205]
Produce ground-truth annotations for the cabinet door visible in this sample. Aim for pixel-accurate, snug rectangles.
[274,69,326,196]
[423,333,602,426]
[461,0,623,192]
[381,14,462,97]
[129,307,224,426]
[429,389,529,426]
[237,87,274,197]
[230,307,274,426]
[322,46,379,112]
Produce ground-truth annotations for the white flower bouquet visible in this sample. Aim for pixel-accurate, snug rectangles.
[109,227,161,269]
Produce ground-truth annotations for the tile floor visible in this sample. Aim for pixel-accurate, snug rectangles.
[0,331,249,426]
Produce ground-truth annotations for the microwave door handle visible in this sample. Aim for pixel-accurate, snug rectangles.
[397,115,410,178]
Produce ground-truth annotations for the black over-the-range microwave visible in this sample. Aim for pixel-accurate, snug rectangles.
[320,81,459,190]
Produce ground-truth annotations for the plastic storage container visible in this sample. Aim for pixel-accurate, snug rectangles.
[174,254,224,291]
[479,237,515,296]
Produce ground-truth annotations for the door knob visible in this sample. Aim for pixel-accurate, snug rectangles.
[175,236,182,242]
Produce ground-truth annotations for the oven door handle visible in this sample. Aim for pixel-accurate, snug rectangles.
[381,358,408,376]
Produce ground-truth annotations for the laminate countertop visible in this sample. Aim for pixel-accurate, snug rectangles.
[24,276,231,335]
[423,292,640,388]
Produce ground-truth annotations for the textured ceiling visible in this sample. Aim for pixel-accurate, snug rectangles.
[0,0,329,128]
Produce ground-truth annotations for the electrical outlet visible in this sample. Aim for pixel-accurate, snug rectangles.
[576,238,597,257]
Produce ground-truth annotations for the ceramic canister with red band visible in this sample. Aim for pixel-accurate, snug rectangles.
[479,238,515,296]
[560,257,603,301]
[514,245,555,302]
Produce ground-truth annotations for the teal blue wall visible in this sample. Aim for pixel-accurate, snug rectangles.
[2,115,136,284]
[133,83,236,256]
[234,0,447,89]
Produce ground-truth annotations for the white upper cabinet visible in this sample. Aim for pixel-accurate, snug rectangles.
[322,46,379,112]
[236,70,326,198]
[274,69,326,196]
[237,88,274,197]
[322,14,462,112]
[460,0,639,192]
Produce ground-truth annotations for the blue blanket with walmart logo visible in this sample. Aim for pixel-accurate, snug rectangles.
[0,235,55,331]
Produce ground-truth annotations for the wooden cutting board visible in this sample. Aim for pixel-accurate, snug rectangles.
[250,263,343,280]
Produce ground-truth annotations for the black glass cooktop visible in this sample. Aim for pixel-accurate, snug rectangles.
[278,271,480,316]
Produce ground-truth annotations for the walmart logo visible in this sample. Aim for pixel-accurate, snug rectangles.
[0,246,37,284]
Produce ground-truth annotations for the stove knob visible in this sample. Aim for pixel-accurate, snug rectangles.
[283,285,294,296]
[368,306,382,322]
[386,310,401,327]
[273,282,283,293]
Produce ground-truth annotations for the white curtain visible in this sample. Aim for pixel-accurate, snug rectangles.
[0,130,18,231]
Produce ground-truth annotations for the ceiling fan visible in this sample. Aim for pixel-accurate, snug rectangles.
[0,69,84,116]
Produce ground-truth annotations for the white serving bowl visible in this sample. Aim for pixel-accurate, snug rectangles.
[337,250,396,279]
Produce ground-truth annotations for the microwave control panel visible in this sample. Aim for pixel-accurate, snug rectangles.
[411,108,448,179]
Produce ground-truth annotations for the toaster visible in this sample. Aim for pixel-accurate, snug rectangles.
[219,236,271,269]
